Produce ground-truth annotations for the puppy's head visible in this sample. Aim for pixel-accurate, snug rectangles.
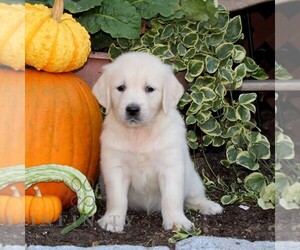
[92,52,184,126]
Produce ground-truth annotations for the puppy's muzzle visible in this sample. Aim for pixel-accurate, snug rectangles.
[126,103,141,121]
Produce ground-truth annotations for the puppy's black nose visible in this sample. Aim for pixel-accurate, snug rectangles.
[126,103,140,117]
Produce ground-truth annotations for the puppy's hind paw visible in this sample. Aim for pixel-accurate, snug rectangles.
[198,200,223,215]
[163,215,193,231]
[98,214,125,233]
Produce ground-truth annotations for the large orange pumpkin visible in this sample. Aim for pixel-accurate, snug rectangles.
[0,68,25,195]
[25,69,102,208]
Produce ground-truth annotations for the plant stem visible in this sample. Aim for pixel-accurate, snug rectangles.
[61,214,89,235]
[201,147,218,179]
[52,0,64,22]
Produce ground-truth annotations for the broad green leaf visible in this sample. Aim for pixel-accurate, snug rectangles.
[79,0,141,38]
[187,130,197,142]
[181,0,218,24]
[180,92,192,103]
[259,183,275,210]
[108,44,123,60]
[216,43,234,60]
[238,93,257,104]
[236,105,251,122]
[179,27,193,37]
[243,57,259,72]
[128,0,179,19]
[236,151,259,170]
[196,111,211,124]
[183,33,199,48]
[226,145,241,163]
[232,132,247,146]
[275,132,295,160]
[91,31,115,51]
[215,82,226,97]
[242,103,256,113]
[225,106,237,121]
[184,71,194,83]
[117,38,134,49]
[251,67,269,80]
[172,60,186,72]
[222,125,240,138]
[187,102,202,115]
[225,16,242,43]
[183,48,196,61]
[161,24,175,40]
[275,172,290,195]
[141,34,154,46]
[195,76,216,86]
[188,140,199,150]
[205,32,225,47]
[220,159,231,168]
[205,56,220,74]
[235,63,247,80]
[275,62,293,80]
[244,172,266,193]
[212,98,223,111]
[152,45,175,59]
[177,43,188,56]
[221,195,238,205]
[279,183,300,209]
[187,60,204,77]
[203,135,213,146]
[216,11,229,30]
[191,92,204,105]
[199,117,222,136]
[212,137,225,147]
[200,87,216,101]
[186,115,197,125]
[219,67,233,83]
[232,45,246,63]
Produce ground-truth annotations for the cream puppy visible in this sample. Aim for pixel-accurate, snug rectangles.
[92,52,222,233]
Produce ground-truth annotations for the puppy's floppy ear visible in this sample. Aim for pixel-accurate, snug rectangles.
[92,65,111,113]
[162,65,184,114]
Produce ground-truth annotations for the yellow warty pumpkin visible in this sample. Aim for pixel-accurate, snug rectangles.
[0,3,25,71]
[25,0,91,72]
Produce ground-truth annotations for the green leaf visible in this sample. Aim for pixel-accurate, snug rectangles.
[187,102,202,115]
[220,159,231,168]
[183,33,199,48]
[188,140,199,150]
[212,137,225,147]
[236,151,259,170]
[79,0,141,38]
[152,45,175,59]
[177,43,188,56]
[200,87,216,101]
[117,38,134,49]
[275,132,295,160]
[205,56,220,74]
[215,82,226,97]
[161,24,175,40]
[191,92,205,105]
[181,0,218,24]
[275,62,293,80]
[232,45,246,63]
[172,60,186,72]
[203,135,213,146]
[108,44,123,60]
[199,117,222,136]
[275,172,290,195]
[187,60,204,77]
[183,48,196,61]
[128,0,179,19]
[219,67,233,83]
[141,33,155,46]
[235,63,247,80]
[205,32,225,47]
[216,43,234,60]
[221,195,238,205]
[196,111,211,124]
[186,115,197,125]
[238,93,257,104]
[243,57,259,72]
[259,183,275,210]
[225,16,242,43]
[244,172,266,193]
[225,106,237,121]
[242,103,256,113]
[226,145,241,163]
[187,130,197,142]
[279,183,300,209]
[236,105,251,122]
[251,67,269,80]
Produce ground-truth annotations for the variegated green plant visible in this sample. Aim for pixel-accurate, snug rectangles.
[109,3,273,207]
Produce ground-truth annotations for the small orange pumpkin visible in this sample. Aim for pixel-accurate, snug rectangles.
[0,186,25,224]
[26,186,62,224]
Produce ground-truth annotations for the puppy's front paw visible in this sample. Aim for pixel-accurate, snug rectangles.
[98,213,125,233]
[198,200,223,215]
[163,214,193,231]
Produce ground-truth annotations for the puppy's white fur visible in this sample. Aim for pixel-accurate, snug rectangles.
[93,52,222,233]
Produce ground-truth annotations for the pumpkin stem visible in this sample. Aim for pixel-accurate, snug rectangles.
[11,186,21,197]
[33,186,42,198]
[60,214,89,235]
[52,0,64,22]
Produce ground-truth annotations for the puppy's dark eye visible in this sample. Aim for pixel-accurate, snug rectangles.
[145,85,155,93]
[116,84,126,92]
